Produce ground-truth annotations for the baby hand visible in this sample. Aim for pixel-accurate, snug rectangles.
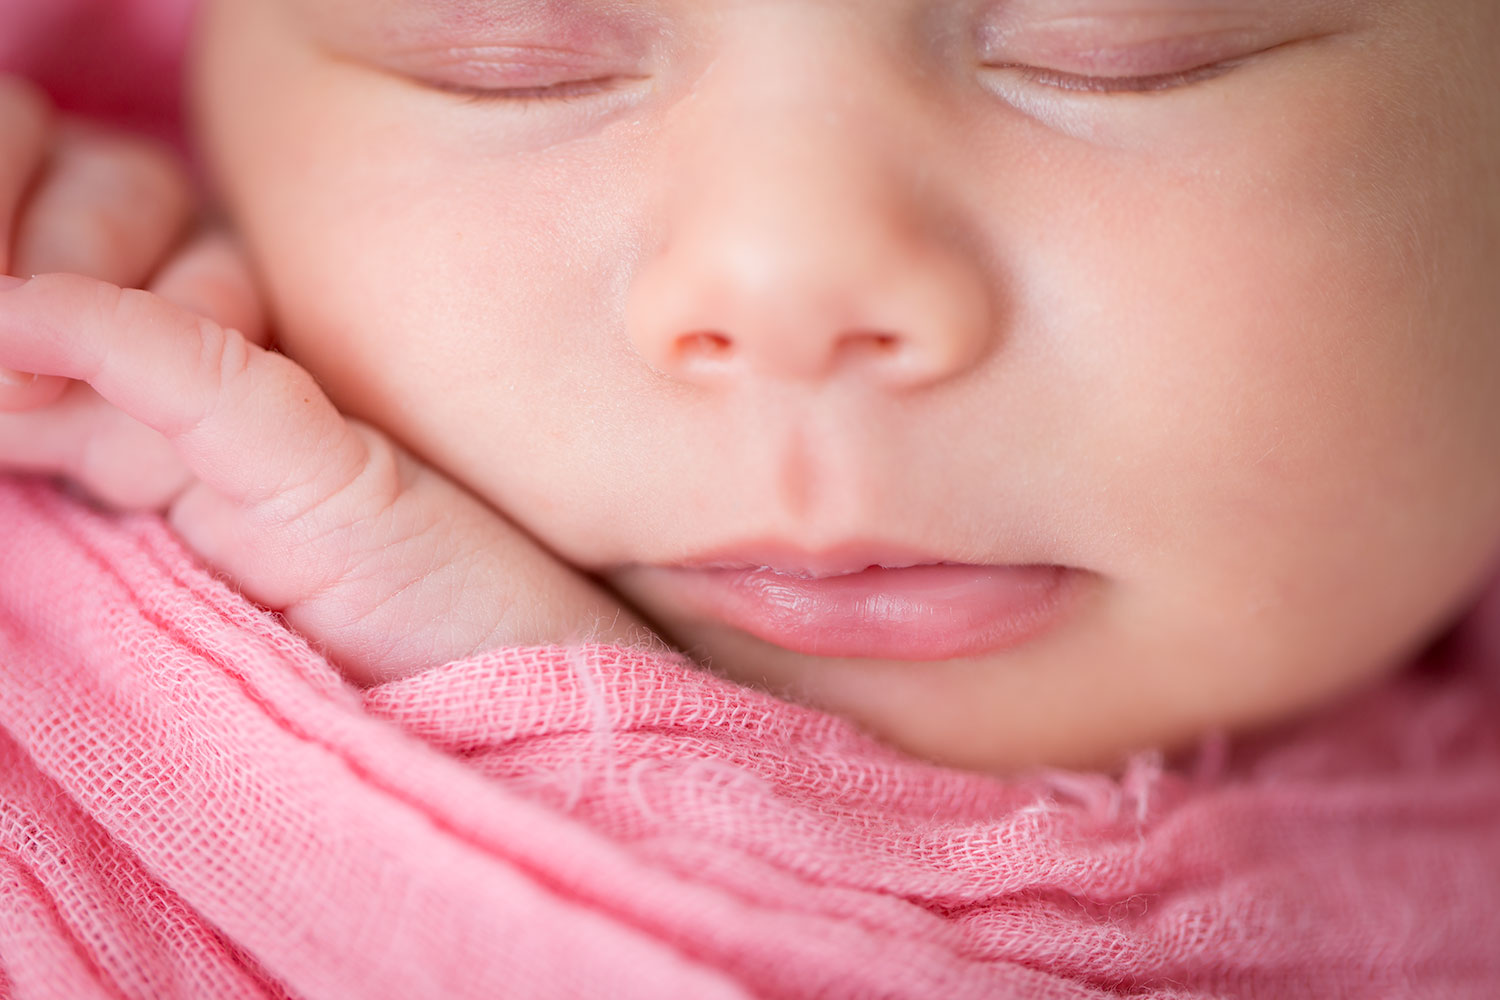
[0,265,644,686]
[0,75,640,683]
[1,75,191,414]
[0,75,232,511]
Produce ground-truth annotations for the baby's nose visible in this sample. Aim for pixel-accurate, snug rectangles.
[625,107,995,390]
[627,230,994,388]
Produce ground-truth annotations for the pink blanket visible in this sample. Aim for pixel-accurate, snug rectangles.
[3,477,1500,998]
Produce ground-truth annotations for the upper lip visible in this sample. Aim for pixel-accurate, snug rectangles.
[665,539,973,580]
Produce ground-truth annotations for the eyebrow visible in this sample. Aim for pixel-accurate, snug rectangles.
[338,0,656,36]
[388,0,642,21]
[305,0,661,52]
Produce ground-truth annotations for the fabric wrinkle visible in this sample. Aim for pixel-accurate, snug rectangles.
[1,476,1497,997]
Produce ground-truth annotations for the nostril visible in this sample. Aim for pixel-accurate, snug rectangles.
[675,330,735,363]
[835,329,905,361]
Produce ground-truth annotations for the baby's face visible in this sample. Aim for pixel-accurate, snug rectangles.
[193,0,1500,772]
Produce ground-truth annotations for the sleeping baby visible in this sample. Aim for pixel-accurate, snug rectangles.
[1,0,1498,995]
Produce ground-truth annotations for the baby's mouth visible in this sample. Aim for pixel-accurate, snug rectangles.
[628,547,1084,661]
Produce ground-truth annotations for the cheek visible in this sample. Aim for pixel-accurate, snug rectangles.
[248,151,624,413]
[1017,35,1500,666]
[260,171,648,543]
[196,0,652,514]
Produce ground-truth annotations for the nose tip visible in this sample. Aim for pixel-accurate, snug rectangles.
[628,246,995,390]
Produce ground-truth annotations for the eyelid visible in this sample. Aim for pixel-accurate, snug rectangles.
[984,51,1259,97]
[979,8,1269,57]
[424,74,639,104]
[384,43,632,90]
[976,7,1290,84]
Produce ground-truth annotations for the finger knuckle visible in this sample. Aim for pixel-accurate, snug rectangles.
[97,281,147,336]
[104,286,249,437]
[180,317,252,437]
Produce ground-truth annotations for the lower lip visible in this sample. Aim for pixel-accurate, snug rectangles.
[646,563,1080,661]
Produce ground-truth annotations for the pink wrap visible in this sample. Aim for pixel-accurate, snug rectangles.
[4,478,1500,998]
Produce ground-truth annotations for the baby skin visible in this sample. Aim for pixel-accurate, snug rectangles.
[0,78,641,668]
[3,0,1500,775]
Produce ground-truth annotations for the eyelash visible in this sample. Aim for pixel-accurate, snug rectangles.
[997,59,1244,95]
[438,76,629,105]
[430,56,1243,107]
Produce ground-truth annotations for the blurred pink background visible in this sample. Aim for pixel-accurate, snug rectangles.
[0,0,195,141]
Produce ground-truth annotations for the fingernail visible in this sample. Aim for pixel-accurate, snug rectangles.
[0,274,29,292]
[0,367,37,387]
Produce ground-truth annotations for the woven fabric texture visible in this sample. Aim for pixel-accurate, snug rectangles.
[2,477,1499,998]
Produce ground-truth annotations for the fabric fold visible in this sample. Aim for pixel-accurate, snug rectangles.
[3,476,1499,999]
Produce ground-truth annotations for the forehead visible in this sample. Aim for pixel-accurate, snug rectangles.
[285,0,668,49]
[281,0,1403,49]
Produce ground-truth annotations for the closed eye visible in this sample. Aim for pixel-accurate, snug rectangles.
[991,58,1246,95]
[982,35,1315,100]
[426,75,638,103]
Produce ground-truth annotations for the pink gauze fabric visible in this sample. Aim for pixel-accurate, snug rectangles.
[4,479,1500,1000]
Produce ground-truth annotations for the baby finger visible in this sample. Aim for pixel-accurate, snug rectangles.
[11,122,192,288]
[0,380,189,510]
[0,76,51,269]
[0,272,361,514]
[148,232,269,346]
[0,76,54,407]
[0,365,67,411]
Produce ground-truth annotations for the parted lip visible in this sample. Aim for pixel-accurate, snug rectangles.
[663,539,1001,579]
[636,544,1082,661]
